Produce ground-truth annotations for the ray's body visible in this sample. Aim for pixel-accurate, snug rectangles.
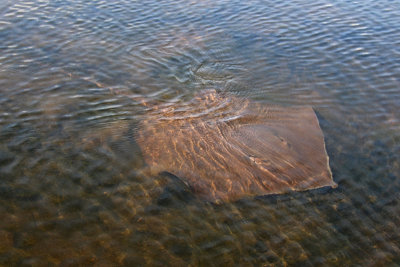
[136,90,336,202]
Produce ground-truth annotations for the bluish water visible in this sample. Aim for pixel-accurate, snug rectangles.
[0,0,399,265]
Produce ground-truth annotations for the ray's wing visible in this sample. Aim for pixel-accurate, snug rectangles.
[226,105,335,194]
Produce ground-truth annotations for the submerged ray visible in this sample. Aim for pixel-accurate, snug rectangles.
[136,90,336,202]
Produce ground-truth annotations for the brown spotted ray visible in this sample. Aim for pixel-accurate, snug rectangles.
[135,89,336,202]
[61,70,335,202]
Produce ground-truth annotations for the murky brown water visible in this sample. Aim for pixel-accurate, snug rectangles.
[1,0,399,266]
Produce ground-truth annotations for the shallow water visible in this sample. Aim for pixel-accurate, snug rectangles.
[0,0,399,265]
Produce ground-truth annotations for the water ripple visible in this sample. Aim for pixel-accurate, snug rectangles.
[0,0,399,265]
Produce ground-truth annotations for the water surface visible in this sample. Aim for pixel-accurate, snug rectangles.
[0,0,399,265]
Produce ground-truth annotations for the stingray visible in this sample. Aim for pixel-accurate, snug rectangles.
[135,89,336,202]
